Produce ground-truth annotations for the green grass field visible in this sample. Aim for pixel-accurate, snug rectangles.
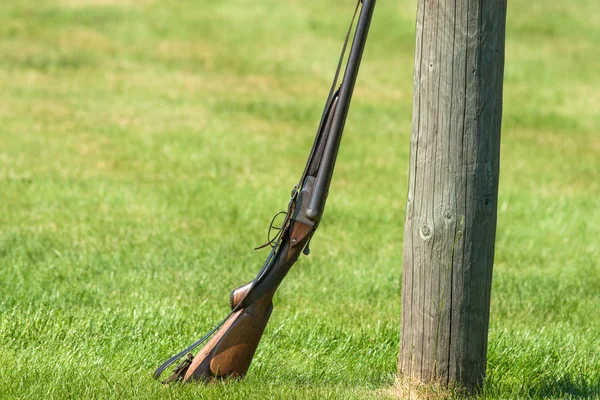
[1,0,599,398]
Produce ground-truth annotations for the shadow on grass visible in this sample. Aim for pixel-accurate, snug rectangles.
[527,373,600,399]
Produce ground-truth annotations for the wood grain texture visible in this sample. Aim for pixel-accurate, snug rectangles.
[183,293,274,382]
[399,0,507,393]
[230,282,253,310]
[180,220,314,383]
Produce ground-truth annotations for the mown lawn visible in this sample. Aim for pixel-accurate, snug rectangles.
[0,0,598,399]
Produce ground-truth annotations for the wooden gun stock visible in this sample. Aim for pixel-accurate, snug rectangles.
[178,221,311,382]
[181,291,275,382]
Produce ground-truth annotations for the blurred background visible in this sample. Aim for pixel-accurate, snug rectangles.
[0,0,598,398]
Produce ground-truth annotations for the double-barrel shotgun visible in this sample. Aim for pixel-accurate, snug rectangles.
[155,0,376,383]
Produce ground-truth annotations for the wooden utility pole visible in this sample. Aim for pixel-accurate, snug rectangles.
[399,0,507,394]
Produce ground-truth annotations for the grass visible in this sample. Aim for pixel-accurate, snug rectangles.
[0,0,598,398]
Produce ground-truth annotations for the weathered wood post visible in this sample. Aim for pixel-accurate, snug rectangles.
[399,0,507,394]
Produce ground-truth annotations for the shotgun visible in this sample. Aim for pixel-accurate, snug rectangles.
[154,0,376,383]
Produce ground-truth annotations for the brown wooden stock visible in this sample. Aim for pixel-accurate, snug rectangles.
[183,291,274,382]
[182,220,313,382]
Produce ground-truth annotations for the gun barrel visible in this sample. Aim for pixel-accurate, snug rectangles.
[306,0,376,221]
